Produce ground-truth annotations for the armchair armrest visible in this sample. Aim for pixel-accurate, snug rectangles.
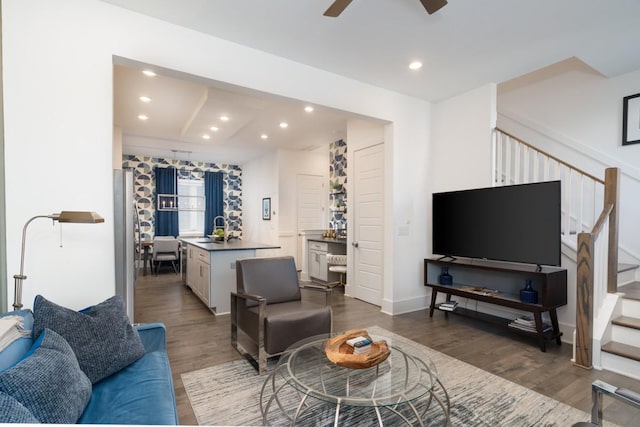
[230,290,266,304]
[300,284,332,305]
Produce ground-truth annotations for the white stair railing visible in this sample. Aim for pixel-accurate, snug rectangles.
[494,128,605,249]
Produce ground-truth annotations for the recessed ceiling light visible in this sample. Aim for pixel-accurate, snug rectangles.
[279,122,289,129]
[210,126,219,132]
[408,61,423,70]
[137,114,148,121]
[139,96,151,103]
[304,106,314,113]
[202,134,210,140]
[142,69,156,77]
[261,134,269,140]
[220,115,229,122]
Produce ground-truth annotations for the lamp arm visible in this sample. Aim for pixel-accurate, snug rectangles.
[13,214,58,310]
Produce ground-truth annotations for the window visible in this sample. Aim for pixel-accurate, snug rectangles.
[177,178,205,236]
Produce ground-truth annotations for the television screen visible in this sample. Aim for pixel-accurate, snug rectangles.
[432,181,561,267]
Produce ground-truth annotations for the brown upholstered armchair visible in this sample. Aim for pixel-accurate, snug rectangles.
[231,256,332,374]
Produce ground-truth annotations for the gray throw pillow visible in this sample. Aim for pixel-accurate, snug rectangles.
[0,329,92,423]
[33,295,145,384]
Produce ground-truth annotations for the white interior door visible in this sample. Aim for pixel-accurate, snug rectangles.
[351,144,384,305]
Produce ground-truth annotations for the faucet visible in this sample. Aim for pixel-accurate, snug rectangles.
[212,215,226,240]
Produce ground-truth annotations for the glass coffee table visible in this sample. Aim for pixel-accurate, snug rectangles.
[260,332,450,426]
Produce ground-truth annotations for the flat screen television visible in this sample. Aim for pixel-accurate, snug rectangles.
[432,181,561,267]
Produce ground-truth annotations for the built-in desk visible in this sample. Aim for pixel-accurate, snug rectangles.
[307,238,346,283]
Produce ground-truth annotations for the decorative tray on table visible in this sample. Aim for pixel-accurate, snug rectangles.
[324,329,390,369]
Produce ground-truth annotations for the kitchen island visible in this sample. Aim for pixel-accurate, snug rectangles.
[182,238,280,315]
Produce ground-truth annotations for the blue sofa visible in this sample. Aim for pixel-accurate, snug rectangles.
[0,309,178,424]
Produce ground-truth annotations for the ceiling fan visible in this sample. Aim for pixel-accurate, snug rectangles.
[324,0,448,17]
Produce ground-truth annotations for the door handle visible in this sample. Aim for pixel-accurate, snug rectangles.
[352,241,359,248]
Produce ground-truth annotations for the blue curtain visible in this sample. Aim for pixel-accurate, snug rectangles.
[204,171,224,236]
[154,166,179,237]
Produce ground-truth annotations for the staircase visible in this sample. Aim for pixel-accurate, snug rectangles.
[601,273,640,379]
[494,128,640,381]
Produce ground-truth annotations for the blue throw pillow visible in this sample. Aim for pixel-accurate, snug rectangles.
[0,328,92,423]
[33,294,146,384]
[0,391,39,423]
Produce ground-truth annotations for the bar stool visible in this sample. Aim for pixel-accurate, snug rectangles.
[326,253,347,288]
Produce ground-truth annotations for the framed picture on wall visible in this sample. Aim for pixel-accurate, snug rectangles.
[262,197,271,220]
[623,93,640,146]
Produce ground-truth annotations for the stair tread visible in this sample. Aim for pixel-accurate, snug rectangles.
[612,315,640,330]
[602,341,640,362]
[619,282,640,301]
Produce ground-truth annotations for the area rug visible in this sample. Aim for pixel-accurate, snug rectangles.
[182,326,592,426]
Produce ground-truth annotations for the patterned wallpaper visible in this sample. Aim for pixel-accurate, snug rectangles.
[329,139,347,231]
[122,155,242,240]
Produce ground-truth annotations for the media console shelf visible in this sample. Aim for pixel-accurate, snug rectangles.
[424,257,567,351]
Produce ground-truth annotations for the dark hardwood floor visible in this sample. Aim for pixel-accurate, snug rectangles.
[134,273,639,426]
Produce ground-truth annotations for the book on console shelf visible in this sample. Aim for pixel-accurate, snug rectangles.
[458,285,500,296]
[513,315,536,327]
[508,320,553,334]
[438,301,459,311]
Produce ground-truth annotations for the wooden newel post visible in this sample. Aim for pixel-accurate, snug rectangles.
[604,167,620,294]
[575,232,594,369]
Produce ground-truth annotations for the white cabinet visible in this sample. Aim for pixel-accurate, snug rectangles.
[309,241,329,282]
[308,240,347,283]
[186,245,210,306]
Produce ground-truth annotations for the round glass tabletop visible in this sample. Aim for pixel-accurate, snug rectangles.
[260,331,450,426]
[279,332,438,407]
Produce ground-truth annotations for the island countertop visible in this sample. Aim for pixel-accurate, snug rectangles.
[181,237,281,252]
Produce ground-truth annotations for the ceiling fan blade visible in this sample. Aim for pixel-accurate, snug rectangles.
[419,0,448,15]
[324,0,353,17]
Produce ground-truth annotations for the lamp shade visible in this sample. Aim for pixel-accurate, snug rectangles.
[56,211,104,223]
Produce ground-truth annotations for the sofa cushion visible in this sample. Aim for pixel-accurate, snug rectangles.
[78,350,179,425]
[33,294,145,384]
[0,328,92,423]
[0,391,39,423]
[0,310,33,371]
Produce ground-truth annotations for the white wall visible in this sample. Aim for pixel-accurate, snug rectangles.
[242,151,278,247]
[3,0,433,310]
[243,148,329,261]
[430,84,497,193]
[498,65,640,262]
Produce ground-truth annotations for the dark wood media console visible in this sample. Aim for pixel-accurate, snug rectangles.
[424,257,567,351]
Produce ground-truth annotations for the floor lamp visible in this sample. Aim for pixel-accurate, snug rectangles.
[13,211,104,310]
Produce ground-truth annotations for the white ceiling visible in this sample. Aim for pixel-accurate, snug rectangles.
[114,60,360,164]
[108,0,640,164]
